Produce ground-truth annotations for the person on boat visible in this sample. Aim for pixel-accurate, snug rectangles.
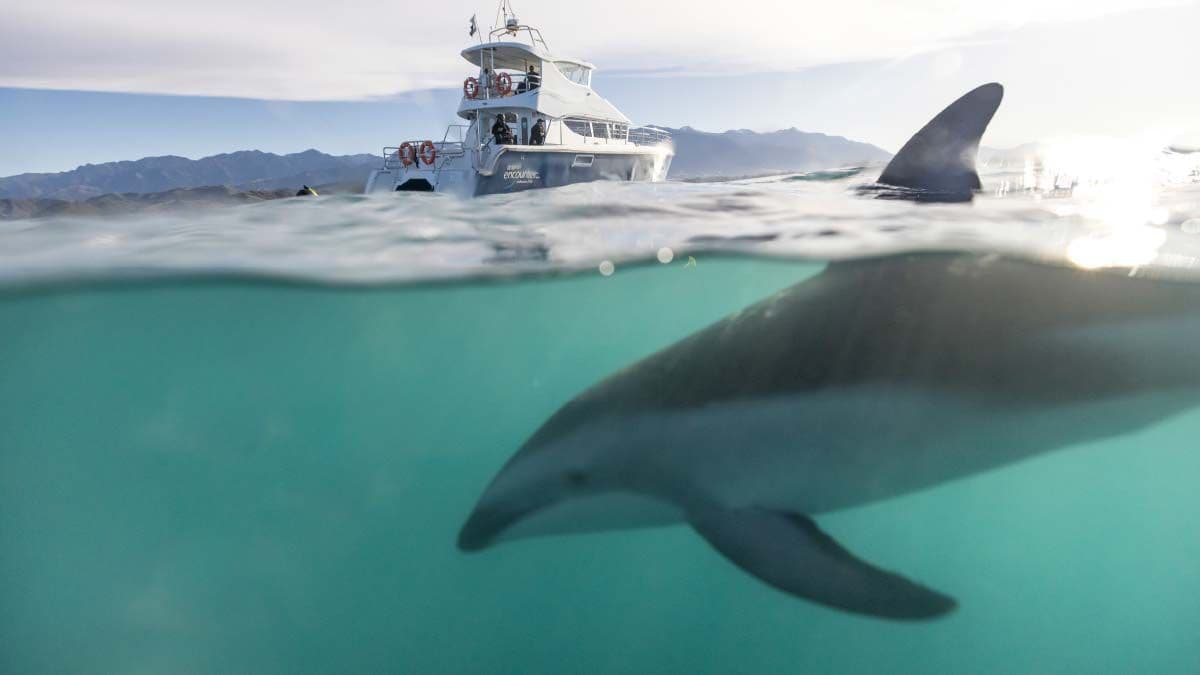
[529,118,547,146]
[492,115,513,145]
[526,65,540,91]
[481,68,493,96]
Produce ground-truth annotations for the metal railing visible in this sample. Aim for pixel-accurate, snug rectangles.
[466,72,542,101]
[486,24,550,52]
[559,119,672,147]
[381,125,470,171]
[628,126,672,146]
[380,119,670,176]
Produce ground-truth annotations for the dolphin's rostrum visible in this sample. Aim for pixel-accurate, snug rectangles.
[458,84,1200,619]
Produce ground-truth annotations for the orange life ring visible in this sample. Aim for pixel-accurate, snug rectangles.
[463,77,479,99]
[419,140,437,166]
[398,142,416,167]
[495,72,513,96]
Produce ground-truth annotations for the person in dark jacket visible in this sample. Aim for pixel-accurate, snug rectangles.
[526,65,541,90]
[491,115,512,145]
[529,118,547,146]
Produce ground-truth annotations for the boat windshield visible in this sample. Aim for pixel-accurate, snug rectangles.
[555,62,591,87]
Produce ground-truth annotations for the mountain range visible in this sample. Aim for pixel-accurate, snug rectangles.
[0,149,379,202]
[0,128,892,200]
[0,186,299,221]
[662,127,891,178]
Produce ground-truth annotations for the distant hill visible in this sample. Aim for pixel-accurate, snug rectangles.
[0,128,892,203]
[663,127,891,179]
[0,150,379,201]
[0,185,304,220]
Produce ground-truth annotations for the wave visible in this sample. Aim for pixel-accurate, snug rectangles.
[1,169,1198,289]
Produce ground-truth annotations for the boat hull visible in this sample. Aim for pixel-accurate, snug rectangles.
[365,145,673,197]
[473,148,671,196]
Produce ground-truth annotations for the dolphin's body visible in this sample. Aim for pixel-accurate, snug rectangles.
[458,84,1200,619]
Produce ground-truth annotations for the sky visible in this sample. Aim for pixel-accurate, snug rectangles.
[1,0,1198,176]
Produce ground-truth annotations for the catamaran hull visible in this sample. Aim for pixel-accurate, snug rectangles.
[472,149,670,196]
[365,146,673,197]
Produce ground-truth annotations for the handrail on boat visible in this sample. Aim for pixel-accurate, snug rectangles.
[486,24,549,51]
[381,125,470,170]
[381,143,464,170]
[628,126,672,146]
[380,119,668,172]
[560,118,672,147]
[465,72,542,101]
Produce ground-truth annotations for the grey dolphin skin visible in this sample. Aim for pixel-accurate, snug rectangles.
[457,84,1198,619]
[865,82,1004,202]
[460,254,1200,619]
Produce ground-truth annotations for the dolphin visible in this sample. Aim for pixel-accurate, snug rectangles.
[457,84,1199,620]
[458,253,1200,619]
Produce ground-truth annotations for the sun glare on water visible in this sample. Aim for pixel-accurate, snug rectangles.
[1044,134,1191,270]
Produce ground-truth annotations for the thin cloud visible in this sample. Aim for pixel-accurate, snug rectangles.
[0,0,1188,100]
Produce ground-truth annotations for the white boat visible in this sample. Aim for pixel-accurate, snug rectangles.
[365,3,674,197]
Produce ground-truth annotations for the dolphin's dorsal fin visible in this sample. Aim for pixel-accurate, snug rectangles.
[688,506,956,620]
[878,83,1004,195]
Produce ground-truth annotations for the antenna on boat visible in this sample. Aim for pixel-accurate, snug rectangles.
[494,0,520,35]
[482,0,548,50]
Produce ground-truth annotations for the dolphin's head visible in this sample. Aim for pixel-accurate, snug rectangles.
[457,400,684,551]
[457,428,617,551]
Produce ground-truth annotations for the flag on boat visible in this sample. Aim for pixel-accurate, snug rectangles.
[469,14,477,37]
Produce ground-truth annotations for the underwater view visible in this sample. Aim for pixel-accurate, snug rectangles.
[4,158,1200,672]
[5,1,1200,669]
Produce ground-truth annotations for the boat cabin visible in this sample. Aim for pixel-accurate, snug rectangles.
[365,9,672,196]
[457,25,632,149]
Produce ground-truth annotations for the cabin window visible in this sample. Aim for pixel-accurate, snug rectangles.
[564,118,625,140]
[564,119,591,137]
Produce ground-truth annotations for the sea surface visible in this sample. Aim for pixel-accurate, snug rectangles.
[3,162,1200,674]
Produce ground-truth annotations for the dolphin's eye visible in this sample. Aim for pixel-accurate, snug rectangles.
[564,469,588,487]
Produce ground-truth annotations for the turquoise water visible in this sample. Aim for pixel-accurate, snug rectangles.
[4,171,1200,673]
[4,258,1200,674]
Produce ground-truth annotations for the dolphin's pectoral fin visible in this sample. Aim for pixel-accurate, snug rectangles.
[687,507,956,620]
